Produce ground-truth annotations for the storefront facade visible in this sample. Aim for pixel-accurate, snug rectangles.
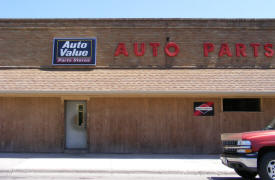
[0,19,275,153]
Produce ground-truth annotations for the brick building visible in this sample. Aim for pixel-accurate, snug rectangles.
[0,19,275,153]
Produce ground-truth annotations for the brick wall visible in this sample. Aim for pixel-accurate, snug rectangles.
[1,19,275,68]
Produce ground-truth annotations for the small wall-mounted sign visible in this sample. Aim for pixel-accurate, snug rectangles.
[52,38,96,65]
[194,102,214,116]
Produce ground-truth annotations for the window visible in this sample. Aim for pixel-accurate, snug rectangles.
[223,98,260,112]
[75,104,85,128]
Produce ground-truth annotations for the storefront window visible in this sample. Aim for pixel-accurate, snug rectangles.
[223,98,261,112]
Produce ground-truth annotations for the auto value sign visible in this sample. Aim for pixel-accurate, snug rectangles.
[52,38,96,65]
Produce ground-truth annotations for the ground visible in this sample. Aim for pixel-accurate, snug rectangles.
[0,173,260,180]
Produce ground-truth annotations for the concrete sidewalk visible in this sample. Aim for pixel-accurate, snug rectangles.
[0,153,235,175]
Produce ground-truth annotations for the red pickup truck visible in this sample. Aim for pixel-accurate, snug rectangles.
[221,119,275,179]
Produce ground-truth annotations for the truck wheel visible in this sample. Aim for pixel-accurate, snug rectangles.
[259,152,275,180]
[234,168,257,179]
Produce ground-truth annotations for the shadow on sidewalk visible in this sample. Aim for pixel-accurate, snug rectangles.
[208,177,260,180]
[0,153,220,159]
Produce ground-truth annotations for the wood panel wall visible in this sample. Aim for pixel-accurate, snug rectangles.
[88,97,275,154]
[262,98,275,127]
[220,98,275,134]
[0,97,63,152]
[88,97,221,154]
[0,97,274,153]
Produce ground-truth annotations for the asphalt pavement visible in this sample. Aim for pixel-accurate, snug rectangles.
[0,153,235,175]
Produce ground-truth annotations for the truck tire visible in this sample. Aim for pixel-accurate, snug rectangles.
[259,152,275,180]
[234,168,257,179]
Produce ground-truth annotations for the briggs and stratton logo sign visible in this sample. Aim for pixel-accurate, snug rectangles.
[52,38,96,65]
[193,102,214,116]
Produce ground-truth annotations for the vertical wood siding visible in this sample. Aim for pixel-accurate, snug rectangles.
[88,97,221,154]
[0,97,274,153]
[0,97,63,152]
[220,98,275,134]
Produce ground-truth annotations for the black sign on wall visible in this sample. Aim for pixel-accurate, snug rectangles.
[194,102,214,116]
[52,38,96,65]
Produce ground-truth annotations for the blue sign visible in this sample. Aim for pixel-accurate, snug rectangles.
[52,38,96,65]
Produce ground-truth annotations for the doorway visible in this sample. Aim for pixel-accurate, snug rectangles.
[65,101,87,149]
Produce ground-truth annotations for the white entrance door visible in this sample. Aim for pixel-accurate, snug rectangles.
[65,101,87,149]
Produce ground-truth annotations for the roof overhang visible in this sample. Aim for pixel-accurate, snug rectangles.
[0,69,275,97]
